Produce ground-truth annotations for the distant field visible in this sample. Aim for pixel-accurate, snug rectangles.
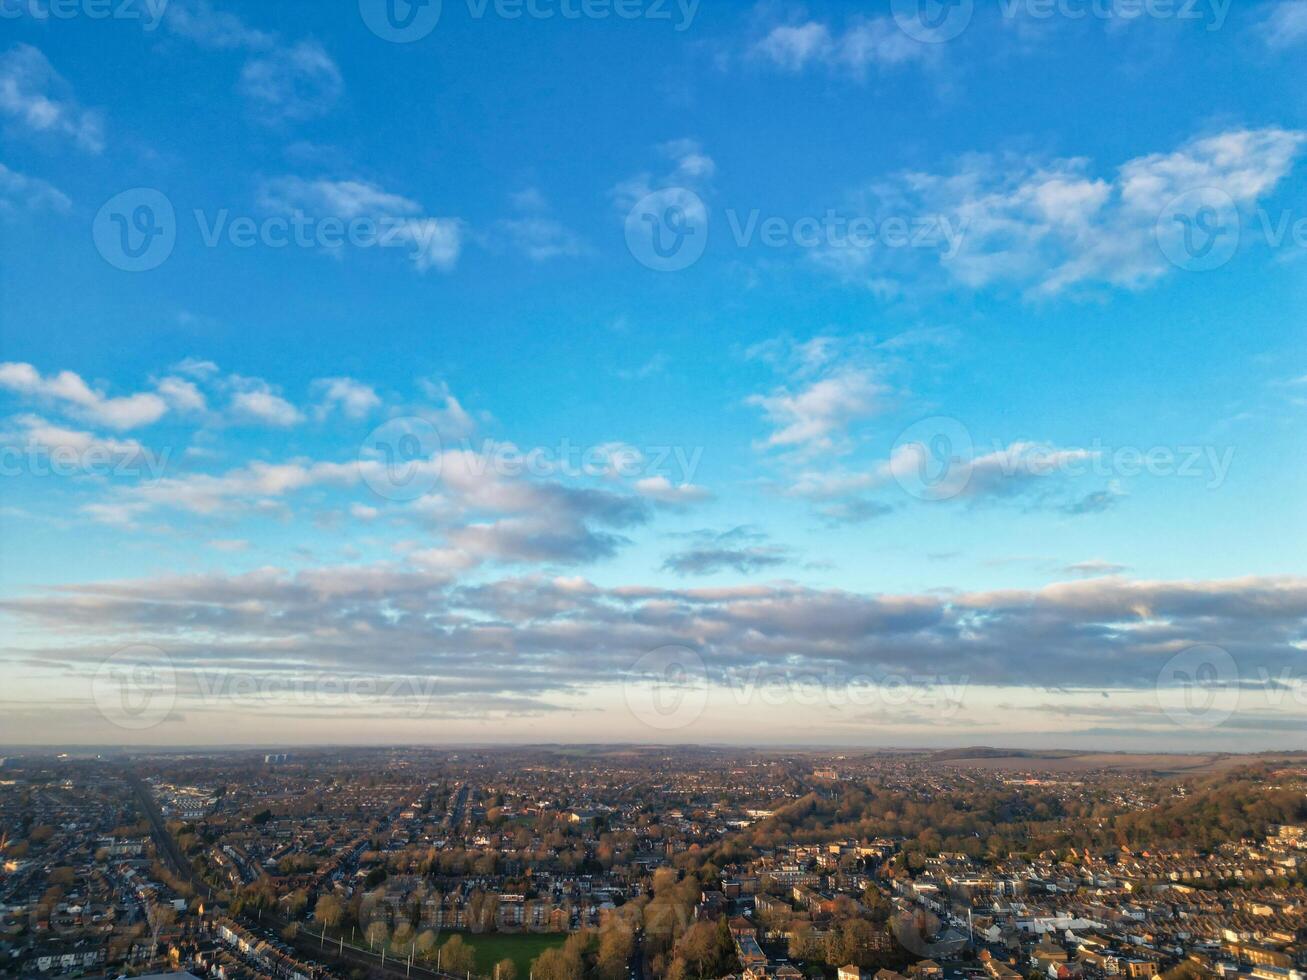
[457,931,566,977]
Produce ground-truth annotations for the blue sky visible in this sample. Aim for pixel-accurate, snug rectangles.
[0,0,1305,748]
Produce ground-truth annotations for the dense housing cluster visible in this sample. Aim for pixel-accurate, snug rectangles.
[1,748,1305,980]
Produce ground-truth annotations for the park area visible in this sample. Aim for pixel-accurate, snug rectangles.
[460,932,567,977]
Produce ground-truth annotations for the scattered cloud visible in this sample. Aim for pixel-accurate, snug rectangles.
[257,176,463,272]
[5,414,148,463]
[1061,483,1126,515]
[496,188,588,261]
[172,357,220,379]
[1258,0,1307,50]
[1064,559,1131,577]
[228,378,303,427]
[749,12,933,78]
[164,0,275,50]
[238,40,343,123]
[634,475,712,506]
[820,127,1305,298]
[662,527,789,576]
[0,161,70,214]
[747,335,887,457]
[208,538,251,553]
[814,498,894,526]
[156,376,207,414]
[312,377,381,420]
[417,379,478,438]
[8,571,1305,697]
[0,43,104,152]
[612,138,715,212]
[749,368,885,455]
[0,362,167,429]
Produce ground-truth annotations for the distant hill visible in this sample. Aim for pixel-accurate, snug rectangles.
[929,747,1062,761]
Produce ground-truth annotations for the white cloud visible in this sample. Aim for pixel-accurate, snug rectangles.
[0,44,104,152]
[313,377,381,420]
[128,459,358,515]
[258,176,418,219]
[499,216,588,261]
[230,385,303,427]
[754,21,832,70]
[0,161,70,213]
[7,414,145,460]
[752,15,929,77]
[634,476,712,505]
[164,0,274,50]
[0,362,167,429]
[749,368,884,455]
[80,501,149,528]
[156,376,207,413]
[1259,0,1307,49]
[257,176,463,272]
[612,138,715,212]
[397,218,463,272]
[824,127,1306,298]
[495,188,588,261]
[417,379,478,438]
[783,439,1110,519]
[208,538,251,552]
[238,40,342,123]
[172,357,220,379]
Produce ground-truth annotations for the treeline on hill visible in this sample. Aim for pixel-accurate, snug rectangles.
[700,768,1307,868]
[1107,773,1307,851]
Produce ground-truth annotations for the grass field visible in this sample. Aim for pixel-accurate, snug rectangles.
[457,931,567,977]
